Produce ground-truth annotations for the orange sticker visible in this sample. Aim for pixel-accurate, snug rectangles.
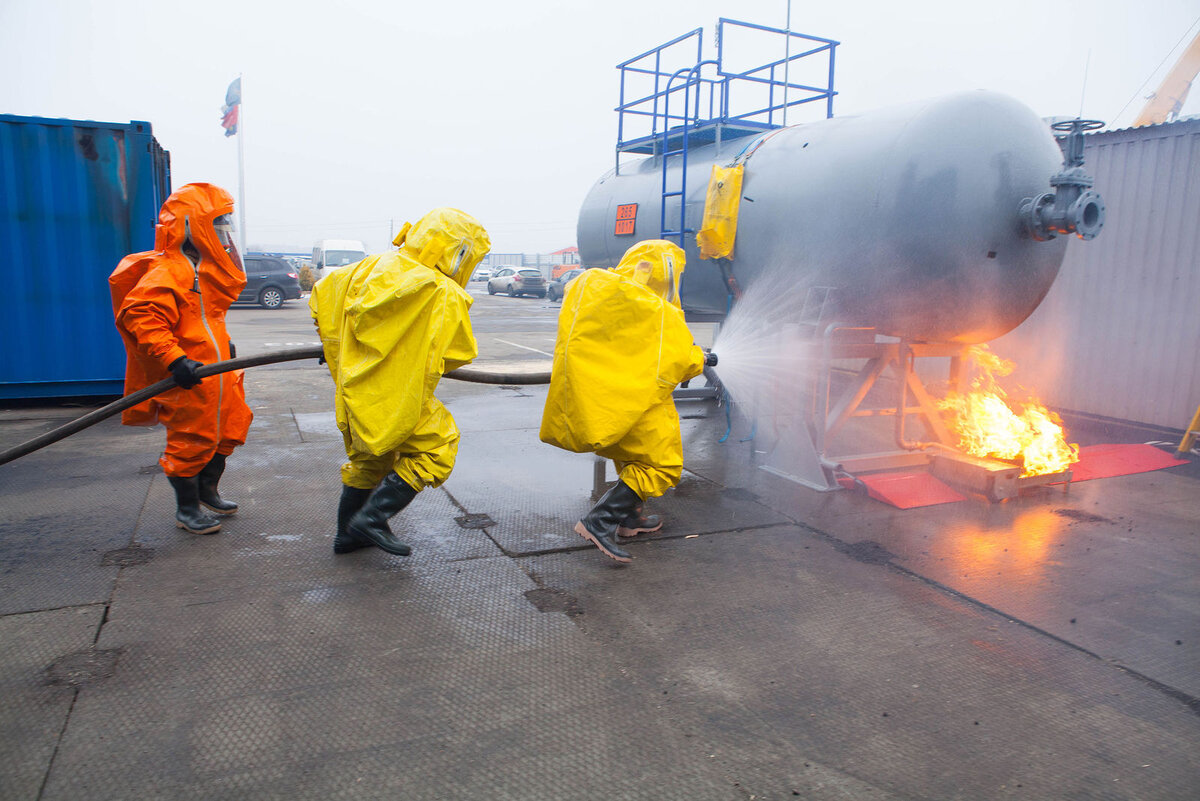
[615,203,638,235]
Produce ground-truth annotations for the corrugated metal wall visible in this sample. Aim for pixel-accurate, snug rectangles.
[0,115,170,398]
[992,118,1200,430]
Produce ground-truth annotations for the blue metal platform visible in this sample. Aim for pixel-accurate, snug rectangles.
[617,119,780,155]
[615,19,838,158]
[612,19,838,245]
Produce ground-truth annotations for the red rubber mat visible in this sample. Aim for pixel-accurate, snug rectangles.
[1068,443,1189,482]
[848,472,967,509]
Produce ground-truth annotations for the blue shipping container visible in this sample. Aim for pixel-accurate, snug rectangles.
[0,114,171,399]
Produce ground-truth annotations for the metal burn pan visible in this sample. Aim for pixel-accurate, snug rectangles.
[931,450,1071,502]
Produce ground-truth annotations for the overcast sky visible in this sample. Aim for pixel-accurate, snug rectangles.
[3,0,1199,255]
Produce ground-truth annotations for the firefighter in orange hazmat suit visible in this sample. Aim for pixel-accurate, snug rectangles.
[540,240,717,563]
[110,183,253,535]
[310,208,490,557]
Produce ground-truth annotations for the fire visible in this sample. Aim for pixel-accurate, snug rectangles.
[937,346,1079,477]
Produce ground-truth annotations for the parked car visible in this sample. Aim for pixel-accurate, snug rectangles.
[487,267,546,298]
[311,239,366,277]
[471,267,492,282]
[547,268,586,301]
[238,255,303,309]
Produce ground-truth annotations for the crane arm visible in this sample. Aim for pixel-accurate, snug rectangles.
[1134,30,1200,126]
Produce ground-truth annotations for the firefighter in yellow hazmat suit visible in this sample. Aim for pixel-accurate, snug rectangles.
[310,208,490,556]
[540,240,717,563]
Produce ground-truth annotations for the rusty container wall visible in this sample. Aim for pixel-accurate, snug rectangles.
[578,91,1070,343]
[992,118,1200,430]
[0,114,171,399]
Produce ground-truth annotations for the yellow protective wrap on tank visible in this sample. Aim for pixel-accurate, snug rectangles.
[310,218,483,486]
[696,164,744,260]
[540,241,705,498]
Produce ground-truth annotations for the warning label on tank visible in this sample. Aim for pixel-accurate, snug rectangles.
[615,203,638,235]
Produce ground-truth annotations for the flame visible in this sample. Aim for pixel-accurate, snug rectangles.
[938,346,1079,477]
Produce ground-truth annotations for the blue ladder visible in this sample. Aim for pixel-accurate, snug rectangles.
[658,62,714,246]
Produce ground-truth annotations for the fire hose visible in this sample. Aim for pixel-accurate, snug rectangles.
[0,346,552,467]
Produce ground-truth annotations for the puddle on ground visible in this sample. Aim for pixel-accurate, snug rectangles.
[300,586,355,604]
[45,648,121,687]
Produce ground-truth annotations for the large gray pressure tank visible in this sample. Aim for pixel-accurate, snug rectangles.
[578,91,1097,344]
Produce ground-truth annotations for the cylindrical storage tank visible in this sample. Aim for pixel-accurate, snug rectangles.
[578,91,1072,343]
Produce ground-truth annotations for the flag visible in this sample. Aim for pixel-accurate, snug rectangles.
[220,77,241,137]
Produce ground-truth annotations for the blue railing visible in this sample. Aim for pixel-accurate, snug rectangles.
[615,19,838,158]
[658,61,718,244]
[715,19,838,126]
[616,28,705,151]
[613,19,837,244]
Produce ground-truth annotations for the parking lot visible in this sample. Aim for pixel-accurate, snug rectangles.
[226,284,563,365]
[1,287,1198,800]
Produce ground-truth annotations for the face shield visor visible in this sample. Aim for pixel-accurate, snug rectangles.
[212,213,243,271]
[662,253,678,305]
[443,237,483,288]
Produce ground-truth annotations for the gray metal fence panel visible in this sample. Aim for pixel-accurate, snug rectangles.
[992,119,1200,430]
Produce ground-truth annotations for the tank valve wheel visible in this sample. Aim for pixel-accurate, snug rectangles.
[1050,119,1105,133]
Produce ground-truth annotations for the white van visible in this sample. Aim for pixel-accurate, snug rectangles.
[311,239,367,276]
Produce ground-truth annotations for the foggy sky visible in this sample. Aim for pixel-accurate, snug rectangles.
[3,0,1198,255]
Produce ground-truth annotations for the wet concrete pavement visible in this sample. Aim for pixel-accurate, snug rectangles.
[1,291,1198,800]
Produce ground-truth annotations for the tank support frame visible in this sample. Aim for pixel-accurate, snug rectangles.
[760,324,966,491]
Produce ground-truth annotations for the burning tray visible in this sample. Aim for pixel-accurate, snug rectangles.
[930,448,1072,502]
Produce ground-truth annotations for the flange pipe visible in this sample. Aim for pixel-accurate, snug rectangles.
[1019,119,1106,242]
[0,346,551,466]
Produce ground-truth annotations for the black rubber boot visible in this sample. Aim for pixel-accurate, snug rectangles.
[333,485,373,554]
[197,453,238,516]
[345,473,417,556]
[617,504,662,539]
[167,475,222,534]
[574,480,641,563]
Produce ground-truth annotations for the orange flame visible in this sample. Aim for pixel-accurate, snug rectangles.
[938,346,1079,477]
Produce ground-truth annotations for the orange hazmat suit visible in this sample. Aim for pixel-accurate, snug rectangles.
[109,183,253,477]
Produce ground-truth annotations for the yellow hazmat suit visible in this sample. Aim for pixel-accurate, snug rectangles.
[310,208,490,491]
[540,240,706,500]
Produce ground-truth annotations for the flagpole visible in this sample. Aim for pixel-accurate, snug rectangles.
[236,73,247,258]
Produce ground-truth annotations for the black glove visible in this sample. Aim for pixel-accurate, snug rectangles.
[228,341,237,359]
[168,356,204,389]
[704,351,719,367]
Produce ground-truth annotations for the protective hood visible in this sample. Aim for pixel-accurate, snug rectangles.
[610,239,685,308]
[392,207,491,289]
[153,183,244,302]
[109,182,249,437]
